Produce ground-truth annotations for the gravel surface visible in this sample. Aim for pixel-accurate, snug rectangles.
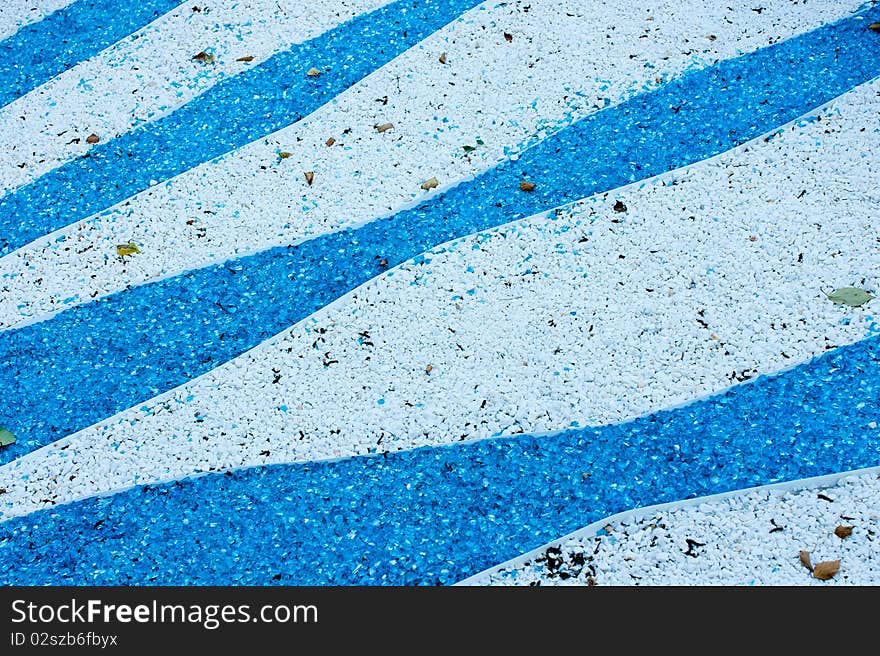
[0,0,877,586]
[465,468,880,586]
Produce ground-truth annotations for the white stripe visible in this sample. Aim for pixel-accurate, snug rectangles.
[0,0,867,331]
[0,0,78,42]
[0,0,395,196]
[1,74,877,521]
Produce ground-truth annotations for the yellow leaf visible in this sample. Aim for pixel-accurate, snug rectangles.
[375,122,394,133]
[439,52,447,64]
[278,152,292,159]
[421,177,439,190]
[868,22,880,31]
[812,560,840,580]
[306,67,322,77]
[116,241,140,256]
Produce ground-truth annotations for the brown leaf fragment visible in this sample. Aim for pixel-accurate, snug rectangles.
[193,51,215,64]
[438,52,447,64]
[799,550,813,571]
[306,67,322,77]
[834,525,853,539]
[613,200,627,212]
[325,137,336,146]
[812,560,840,580]
[421,176,438,190]
[504,32,513,42]
[425,364,433,374]
[708,34,716,41]
[304,171,314,185]
[85,133,100,144]
[519,180,535,192]
[236,56,255,62]
[375,122,394,133]
[278,151,292,159]
[868,22,880,32]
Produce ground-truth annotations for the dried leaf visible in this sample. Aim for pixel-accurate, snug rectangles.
[613,200,627,212]
[834,525,853,539]
[519,181,535,192]
[812,560,840,580]
[425,364,433,374]
[116,241,140,257]
[868,22,880,32]
[0,426,15,448]
[304,171,314,185]
[439,52,447,64]
[193,51,215,64]
[375,122,394,133]
[236,56,255,62]
[824,287,874,307]
[421,177,439,190]
[504,32,513,42]
[278,151,292,159]
[85,133,100,144]
[325,137,336,146]
[799,550,813,571]
[306,67,322,77]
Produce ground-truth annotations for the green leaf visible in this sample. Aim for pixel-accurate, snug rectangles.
[0,426,15,447]
[475,138,484,146]
[461,145,476,152]
[824,287,875,307]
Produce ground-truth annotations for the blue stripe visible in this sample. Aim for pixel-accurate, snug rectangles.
[0,333,877,585]
[1,7,879,465]
[0,0,484,257]
[0,0,182,109]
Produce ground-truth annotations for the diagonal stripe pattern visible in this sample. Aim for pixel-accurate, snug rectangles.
[1,6,878,464]
[0,0,877,587]
[0,334,877,585]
